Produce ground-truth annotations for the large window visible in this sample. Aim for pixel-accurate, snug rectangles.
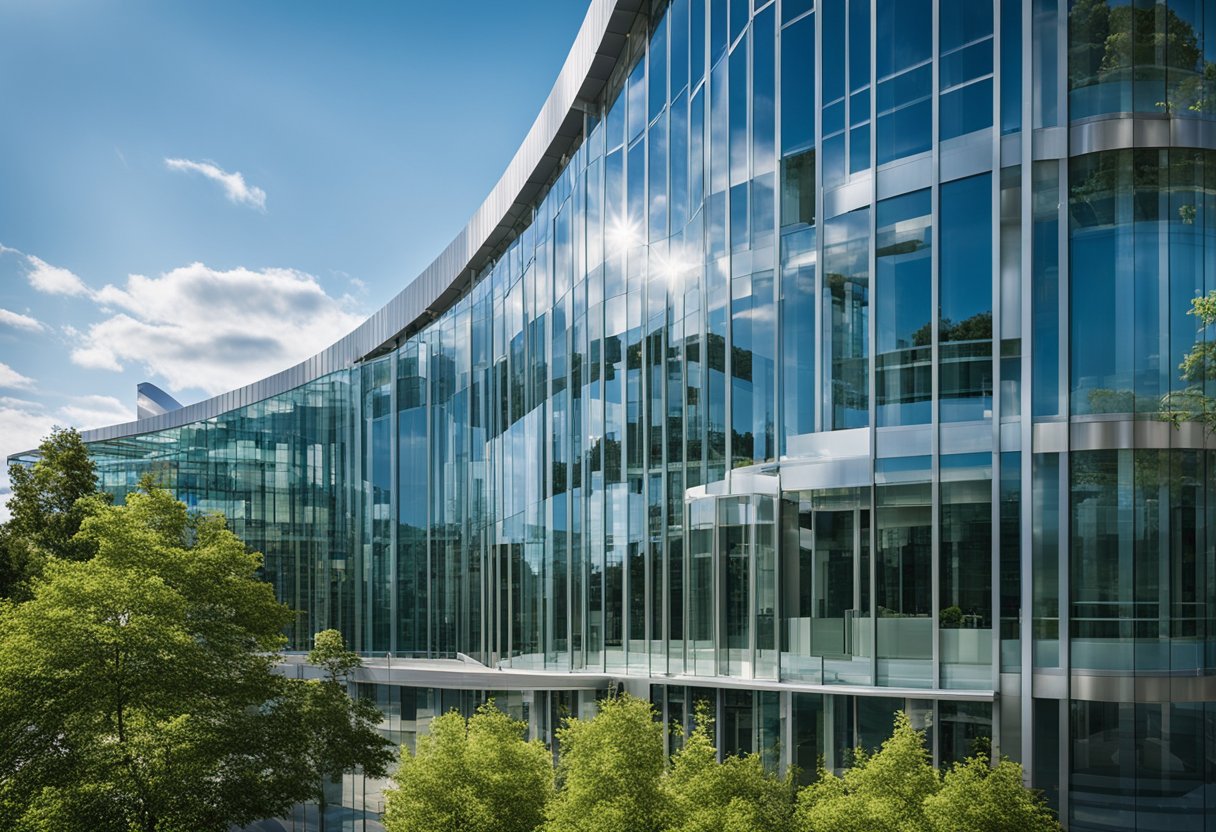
[875,188,933,426]
[824,207,871,430]
[940,173,994,421]
[1070,148,1213,416]
[939,0,994,140]
[876,0,932,164]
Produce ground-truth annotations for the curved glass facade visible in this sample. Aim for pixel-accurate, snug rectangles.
[58,0,1216,828]
[1069,0,1216,122]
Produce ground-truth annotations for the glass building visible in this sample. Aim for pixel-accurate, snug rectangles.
[32,0,1216,827]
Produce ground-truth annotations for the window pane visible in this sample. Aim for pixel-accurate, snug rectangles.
[824,207,871,429]
[780,12,815,155]
[876,0,932,79]
[940,173,993,422]
[875,188,932,426]
[781,226,817,445]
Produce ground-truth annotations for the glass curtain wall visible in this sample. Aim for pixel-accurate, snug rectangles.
[78,3,1216,825]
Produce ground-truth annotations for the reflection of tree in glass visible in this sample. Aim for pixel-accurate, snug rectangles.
[910,311,992,347]
[1070,0,1215,113]
[1162,290,1216,429]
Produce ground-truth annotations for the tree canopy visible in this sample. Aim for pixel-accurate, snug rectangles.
[665,700,795,832]
[384,702,553,832]
[924,754,1061,832]
[0,481,311,832]
[796,712,941,832]
[794,711,1060,832]
[0,427,107,601]
[544,693,670,832]
[296,629,395,832]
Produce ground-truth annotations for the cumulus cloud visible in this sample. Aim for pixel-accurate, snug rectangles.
[0,363,35,390]
[164,158,267,211]
[55,394,134,429]
[26,254,92,297]
[0,395,135,522]
[0,308,45,332]
[71,263,364,395]
[1,245,89,298]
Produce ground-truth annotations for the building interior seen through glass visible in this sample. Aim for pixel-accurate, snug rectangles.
[71,0,1216,828]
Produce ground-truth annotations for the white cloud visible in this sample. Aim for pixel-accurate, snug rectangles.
[0,308,45,332]
[71,263,364,395]
[26,254,91,297]
[0,363,35,390]
[56,394,134,429]
[164,157,267,211]
[0,395,134,522]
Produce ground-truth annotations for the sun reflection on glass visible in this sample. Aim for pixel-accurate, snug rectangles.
[605,216,641,254]
[653,244,695,286]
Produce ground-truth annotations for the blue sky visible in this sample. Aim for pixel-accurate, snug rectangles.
[0,0,587,503]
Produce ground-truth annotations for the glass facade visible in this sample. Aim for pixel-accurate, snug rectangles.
[57,0,1216,828]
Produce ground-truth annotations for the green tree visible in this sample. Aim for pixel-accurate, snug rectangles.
[384,702,553,832]
[795,712,940,832]
[0,480,310,832]
[545,693,669,832]
[0,427,109,600]
[297,629,395,832]
[664,701,795,832]
[924,755,1061,832]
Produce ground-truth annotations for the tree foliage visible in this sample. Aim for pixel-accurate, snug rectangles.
[544,693,670,832]
[384,702,553,832]
[0,427,108,601]
[665,700,795,832]
[796,712,941,832]
[794,711,1060,832]
[296,629,394,832]
[924,755,1061,832]
[0,480,310,832]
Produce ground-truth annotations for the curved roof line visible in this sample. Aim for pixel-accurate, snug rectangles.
[82,0,641,443]
[136,382,183,419]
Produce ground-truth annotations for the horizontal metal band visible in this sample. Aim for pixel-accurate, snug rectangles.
[1070,671,1216,704]
[280,656,612,692]
[660,673,995,702]
[1071,114,1216,157]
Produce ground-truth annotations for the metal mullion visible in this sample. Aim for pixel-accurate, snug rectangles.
[563,332,572,671]
[1018,0,1035,779]
[814,1,824,434]
[657,12,675,680]
[990,0,1005,728]
[929,0,943,695]
[774,493,783,683]
[713,497,723,677]
[773,0,784,456]
[1057,156,1070,683]
[866,0,879,685]
[353,367,364,654]
[843,0,851,175]
[749,496,758,679]
[628,26,650,674]
[389,348,399,657]
[723,47,735,474]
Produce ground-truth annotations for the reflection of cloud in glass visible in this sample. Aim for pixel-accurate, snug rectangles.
[735,303,776,326]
